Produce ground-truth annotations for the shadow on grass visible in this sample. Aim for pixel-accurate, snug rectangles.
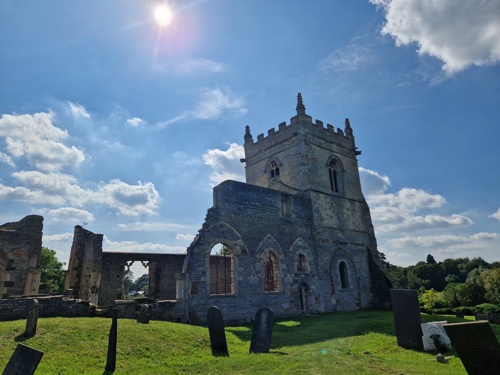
[226,310,470,350]
[14,333,29,342]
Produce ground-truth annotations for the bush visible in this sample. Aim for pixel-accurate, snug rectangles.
[475,303,500,314]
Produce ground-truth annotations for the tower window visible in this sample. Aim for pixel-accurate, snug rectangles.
[297,254,307,272]
[270,160,280,178]
[329,159,340,193]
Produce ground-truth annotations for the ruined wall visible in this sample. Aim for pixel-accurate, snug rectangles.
[65,226,103,304]
[98,253,185,306]
[0,215,43,299]
[179,179,389,325]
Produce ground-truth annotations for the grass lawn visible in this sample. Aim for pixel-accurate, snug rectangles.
[0,310,496,374]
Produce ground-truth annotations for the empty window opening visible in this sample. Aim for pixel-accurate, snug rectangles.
[270,160,280,178]
[339,261,350,289]
[210,243,234,295]
[124,261,150,298]
[300,283,309,312]
[329,159,340,193]
[264,252,279,292]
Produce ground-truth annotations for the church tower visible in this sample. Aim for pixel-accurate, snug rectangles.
[243,93,364,202]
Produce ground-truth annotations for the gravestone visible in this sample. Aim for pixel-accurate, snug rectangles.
[249,307,274,354]
[207,306,229,356]
[105,308,118,371]
[24,299,39,338]
[443,321,500,375]
[476,313,489,321]
[137,304,150,324]
[390,289,423,350]
[3,344,43,375]
[455,310,464,318]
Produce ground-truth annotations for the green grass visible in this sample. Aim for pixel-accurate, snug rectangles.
[0,310,496,374]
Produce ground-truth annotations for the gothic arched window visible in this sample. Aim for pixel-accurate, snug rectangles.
[339,261,350,289]
[264,252,279,292]
[329,159,340,193]
[297,254,307,272]
[270,160,280,178]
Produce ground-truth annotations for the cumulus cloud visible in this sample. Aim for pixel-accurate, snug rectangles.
[490,208,500,221]
[0,111,85,171]
[370,0,500,74]
[117,221,192,232]
[2,170,160,216]
[319,43,373,72]
[68,101,90,119]
[203,143,245,185]
[96,180,160,216]
[0,151,15,167]
[126,117,144,127]
[368,187,472,233]
[47,207,94,223]
[359,167,391,195]
[388,233,497,249]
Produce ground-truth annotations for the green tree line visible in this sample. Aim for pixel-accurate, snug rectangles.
[382,253,500,310]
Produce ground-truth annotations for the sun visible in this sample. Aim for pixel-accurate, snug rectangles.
[154,4,173,27]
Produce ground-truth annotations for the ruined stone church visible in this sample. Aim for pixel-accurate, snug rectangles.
[63,93,391,324]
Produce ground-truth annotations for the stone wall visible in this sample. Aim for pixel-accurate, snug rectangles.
[0,295,95,321]
[0,215,43,299]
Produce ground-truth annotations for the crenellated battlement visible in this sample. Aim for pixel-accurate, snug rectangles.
[244,93,355,158]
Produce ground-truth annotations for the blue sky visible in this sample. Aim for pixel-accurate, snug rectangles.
[1,0,499,272]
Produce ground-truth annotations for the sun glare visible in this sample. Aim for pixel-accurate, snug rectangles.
[154,4,173,27]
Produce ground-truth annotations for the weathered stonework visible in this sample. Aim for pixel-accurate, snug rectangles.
[0,215,43,299]
[63,94,391,325]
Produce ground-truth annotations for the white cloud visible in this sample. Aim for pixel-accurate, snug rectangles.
[319,43,373,72]
[368,187,472,233]
[117,221,193,232]
[490,208,500,221]
[387,233,496,248]
[176,58,227,75]
[126,117,144,127]
[3,170,160,216]
[176,233,195,242]
[0,151,15,167]
[193,87,247,120]
[97,180,160,216]
[0,111,85,171]
[47,207,94,223]
[103,236,186,254]
[359,167,391,195]
[68,101,90,119]
[370,0,500,74]
[203,143,245,185]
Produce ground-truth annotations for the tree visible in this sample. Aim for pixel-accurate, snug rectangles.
[481,268,500,304]
[426,254,436,264]
[40,247,66,292]
[420,288,438,312]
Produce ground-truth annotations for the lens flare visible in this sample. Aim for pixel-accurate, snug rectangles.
[154,4,173,27]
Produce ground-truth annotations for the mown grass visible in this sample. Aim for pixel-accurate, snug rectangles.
[0,310,497,374]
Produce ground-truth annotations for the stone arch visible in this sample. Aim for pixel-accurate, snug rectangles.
[183,222,248,296]
[255,235,286,293]
[330,248,361,311]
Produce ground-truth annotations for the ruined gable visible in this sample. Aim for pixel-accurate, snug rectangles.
[0,215,43,299]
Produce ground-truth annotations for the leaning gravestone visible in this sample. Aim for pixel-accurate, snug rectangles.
[390,289,423,350]
[443,321,500,375]
[105,308,118,372]
[137,304,150,324]
[24,299,39,338]
[207,306,229,356]
[3,344,43,375]
[249,307,274,354]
